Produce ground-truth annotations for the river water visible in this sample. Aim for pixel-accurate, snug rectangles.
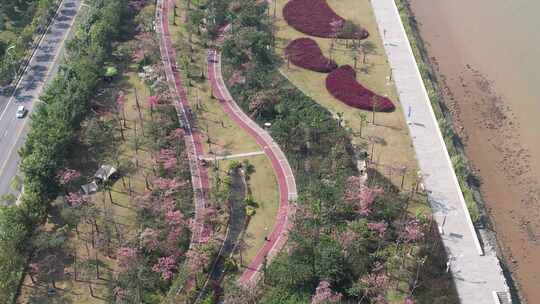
[408,0,540,302]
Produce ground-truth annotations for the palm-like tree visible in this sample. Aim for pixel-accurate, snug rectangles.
[359,40,377,64]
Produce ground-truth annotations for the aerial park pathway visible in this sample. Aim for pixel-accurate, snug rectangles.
[156,0,209,267]
[371,0,512,303]
[207,48,298,284]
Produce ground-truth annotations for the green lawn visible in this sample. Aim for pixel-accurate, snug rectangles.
[215,155,280,264]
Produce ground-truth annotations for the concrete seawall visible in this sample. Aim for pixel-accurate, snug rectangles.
[370,0,511,303]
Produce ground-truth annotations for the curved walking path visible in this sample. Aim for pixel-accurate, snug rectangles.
[207,49,298,285]
[371,0,511,303]
[156,0,209,251]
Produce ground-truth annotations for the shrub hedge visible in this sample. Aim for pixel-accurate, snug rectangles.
[284,37,337,73]
[325,65,395,112]
[283,0,368,39]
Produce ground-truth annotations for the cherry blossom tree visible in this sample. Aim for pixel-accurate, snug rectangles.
[400,219,424,243]
[151,255,177,280]
[156,148,177,170]
[185,249,209,273]
[311,280,343,304]
[135,190,154,210]
[166,128,184,141]
[344,176,383,215]
[337,228,357,250]
[117,247,137,269]
[154,177,186,194]
[359,266,388,302]
[165,210,184,226]
[66,192,89,207]
[57,168,81,186]
[165,227,184,254]
[367,221,388,238]
[148,95,160,108]
[148,95,159,121]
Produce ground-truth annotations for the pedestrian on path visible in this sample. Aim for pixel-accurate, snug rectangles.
[407,105,412,125]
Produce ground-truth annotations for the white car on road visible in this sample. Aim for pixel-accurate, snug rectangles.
[16,106,27,119]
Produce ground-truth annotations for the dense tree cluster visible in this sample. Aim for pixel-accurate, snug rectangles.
[0,0,128,300]
[0,0,60,84]
[217,0,454,302]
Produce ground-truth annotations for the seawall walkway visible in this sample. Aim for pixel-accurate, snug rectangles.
[371,0,511,303]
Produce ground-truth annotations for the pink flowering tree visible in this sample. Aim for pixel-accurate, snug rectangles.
[152,255,177,280]
[117,247,137,270]
[165,227,184,255]
[57,168,81,186]
[156,148,177,171]
[154,177,186,195]
[135,190,154,210]
[344,176,383,216]
[148,95,160,108]
[66,192,89,207]
[185,249,209,273]
[148,95,160,120]
[167,128,184,159]
[311,281,343,304]
[165,210,184,226]
[367,221,388,238]
[359,271,388,301]
[400,219,424,243]
[337,228,357,251]
[166,128,184,141]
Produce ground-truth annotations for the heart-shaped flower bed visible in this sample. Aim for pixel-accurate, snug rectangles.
[326,65,395,112]
[283,0,369,39]
[285,38,337,73]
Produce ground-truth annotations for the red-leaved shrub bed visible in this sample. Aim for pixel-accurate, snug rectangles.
[326,65,395,112]
[285,38,337,73]
[283,0,369,39]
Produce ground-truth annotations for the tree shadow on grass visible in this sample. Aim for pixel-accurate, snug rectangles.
[414,222,460,304]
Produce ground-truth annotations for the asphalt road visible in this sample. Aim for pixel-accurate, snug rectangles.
[0,0,82,202]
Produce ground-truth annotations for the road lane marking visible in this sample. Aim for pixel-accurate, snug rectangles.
[0,0,72,123]
[0,0,81,182]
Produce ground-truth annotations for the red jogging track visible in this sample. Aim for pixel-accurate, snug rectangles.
[207,49,298,285]
[159,0,297,286]
[157,0,209,248]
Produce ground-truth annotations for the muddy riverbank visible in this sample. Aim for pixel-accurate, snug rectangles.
[406,0,540,302]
